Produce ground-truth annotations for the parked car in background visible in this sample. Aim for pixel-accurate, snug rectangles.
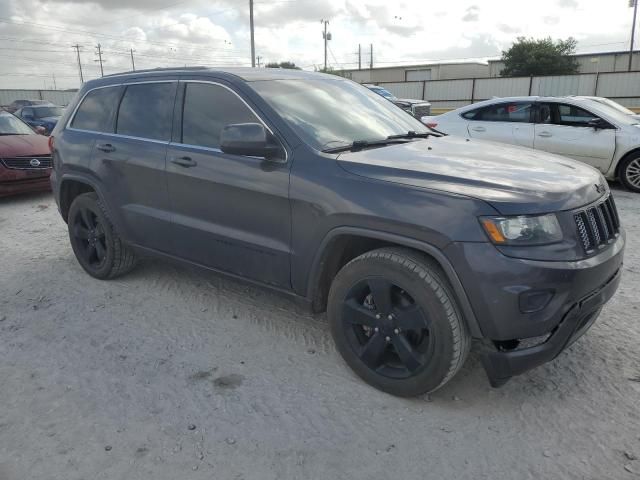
[15,105,63,135]
[4,99,53,114]
[0,111,52,197]
[50,68,623,395]
[577,96,640,122]
[422,96,640,192]
[364,84,431,119]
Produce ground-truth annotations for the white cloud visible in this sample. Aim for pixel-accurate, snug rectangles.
[0,0,636,89]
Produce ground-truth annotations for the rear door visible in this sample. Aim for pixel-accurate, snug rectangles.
[534,102,616,172]
[464,101,535,148]
[165,80,291,288]
[90,81,177,252]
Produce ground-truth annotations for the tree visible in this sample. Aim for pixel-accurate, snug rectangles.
[500,37,580,77]
[264,61,300,69]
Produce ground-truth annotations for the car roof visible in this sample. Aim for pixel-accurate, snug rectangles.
[95,66,345,85]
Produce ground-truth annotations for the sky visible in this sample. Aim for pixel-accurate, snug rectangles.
[0,0,637,89]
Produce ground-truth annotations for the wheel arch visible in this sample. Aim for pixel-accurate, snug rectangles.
[614,147,640,180]
[306,227,483,338]
[58,174,115,225]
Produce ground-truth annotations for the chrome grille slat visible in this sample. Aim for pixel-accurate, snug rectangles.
[574,195,620,254]
[1,156,52,170]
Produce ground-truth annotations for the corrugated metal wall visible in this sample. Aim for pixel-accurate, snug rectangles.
[380,82,423,100]
[474,77,530,99]
[0,89,77,106]
[375,71,640,111]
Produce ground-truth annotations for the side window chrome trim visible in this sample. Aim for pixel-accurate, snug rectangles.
[67,128,170,145]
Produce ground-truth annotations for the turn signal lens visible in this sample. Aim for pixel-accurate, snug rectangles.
[481,218,506,243]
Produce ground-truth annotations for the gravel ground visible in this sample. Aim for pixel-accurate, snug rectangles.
[0,186,639,480]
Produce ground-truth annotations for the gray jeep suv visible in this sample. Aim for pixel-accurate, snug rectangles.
[50,68,624,396]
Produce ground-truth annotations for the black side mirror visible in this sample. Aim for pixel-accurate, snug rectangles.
[588,118,609,130]
[220,123,284,161]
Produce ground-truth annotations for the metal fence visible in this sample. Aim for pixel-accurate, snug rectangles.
[0,89,78,107]
[375,71,640,113]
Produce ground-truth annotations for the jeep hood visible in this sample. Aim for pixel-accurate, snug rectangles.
[336,136,605,215]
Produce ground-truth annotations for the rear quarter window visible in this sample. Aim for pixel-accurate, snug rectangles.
[71,86,123,133]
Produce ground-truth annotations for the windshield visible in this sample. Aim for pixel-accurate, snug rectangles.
[250,79,428,150]
[0,114,35,135]
[590,97,636,115]
[372,87,396,100]
[34,106,63,118]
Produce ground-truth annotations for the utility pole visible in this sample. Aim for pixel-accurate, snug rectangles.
[72,44,84,84]
[370,43,373,69]
[95,43,104,77]
[52,73,57,90]
[256,55,262,67]
[321,19,330,71]
[249,0,255,67]
[630,0,639,71]
[130,48,136,71]
[358,44,361,70]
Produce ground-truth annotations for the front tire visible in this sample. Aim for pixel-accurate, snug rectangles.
[619,154,640,193]
[67,192,137,279]
[328,247,470,397]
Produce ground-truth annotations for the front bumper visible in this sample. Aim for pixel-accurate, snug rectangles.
[480,266,621,387]
[0,167,52,197]
[444,231,624,386]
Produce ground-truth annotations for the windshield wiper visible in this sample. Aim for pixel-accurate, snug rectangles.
[387,130,442,140]
[322,138,410,154]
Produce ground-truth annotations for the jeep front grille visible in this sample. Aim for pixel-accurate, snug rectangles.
[1,156,52,170]
[574,195,620,253]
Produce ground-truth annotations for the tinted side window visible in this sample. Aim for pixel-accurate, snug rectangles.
[475,102,533,123]
[71,86,122,133]
[22,108,33,117]
[182,83,260,149]
[555,103,598,127]
[116,83,175,141]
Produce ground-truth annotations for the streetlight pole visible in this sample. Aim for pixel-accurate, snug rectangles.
[630,0,638,71]
[321,19,330,71]
[250,0,255,67]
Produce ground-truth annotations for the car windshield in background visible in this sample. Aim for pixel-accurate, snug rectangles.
[251,79,428,150]
[34,106,63,118]
[0,114,35,135]
[591,97,636,116]
[373,87,396,100]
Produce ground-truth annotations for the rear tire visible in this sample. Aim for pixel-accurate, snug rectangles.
[328,247,470,397]
[67,192,137,279]
[619,154,640,193]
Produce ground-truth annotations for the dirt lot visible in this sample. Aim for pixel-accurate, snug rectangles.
[0,187,639,480]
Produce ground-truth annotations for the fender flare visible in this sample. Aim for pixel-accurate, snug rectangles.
[306,226,484,338]
[58,173,122,231]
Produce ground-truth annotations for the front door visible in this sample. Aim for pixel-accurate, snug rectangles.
[534,102,616,172]
[166,81,291,288]
[465,101,535,148]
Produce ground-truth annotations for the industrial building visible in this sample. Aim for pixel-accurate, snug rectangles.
[338,50,640,85]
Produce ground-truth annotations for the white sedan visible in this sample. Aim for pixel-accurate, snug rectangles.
[422,96,640,192]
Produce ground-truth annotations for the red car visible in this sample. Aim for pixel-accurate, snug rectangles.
[0,111,51,197]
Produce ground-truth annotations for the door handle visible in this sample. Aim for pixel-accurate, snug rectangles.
[538,132,552,138]
[170,156,198,168]
[471,126,486,132]
[96,143,115,153]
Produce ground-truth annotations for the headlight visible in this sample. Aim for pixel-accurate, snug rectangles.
[480,214,562,245]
